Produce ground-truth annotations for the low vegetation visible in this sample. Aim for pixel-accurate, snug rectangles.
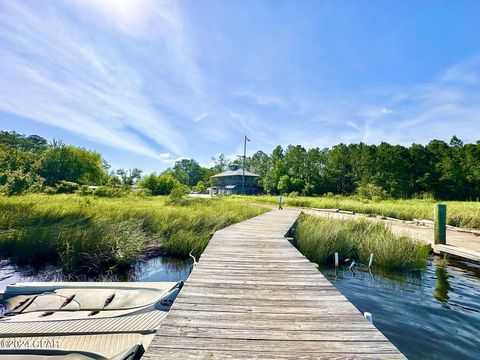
[295,214,430,271]
[0,195,266,274]
[250,195,480,229]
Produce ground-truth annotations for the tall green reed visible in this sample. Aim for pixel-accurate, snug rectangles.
[295,214,430,271]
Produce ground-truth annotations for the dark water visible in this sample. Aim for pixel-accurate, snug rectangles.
[1,256,479,359]
[319,258,480,360]
[0,256,192,290]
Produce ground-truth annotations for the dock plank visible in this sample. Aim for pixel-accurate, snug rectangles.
[144,209,405,359]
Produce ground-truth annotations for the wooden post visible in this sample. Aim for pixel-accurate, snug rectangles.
[434,203,447,245]
[334,252,339,267]
[364,312,373,324]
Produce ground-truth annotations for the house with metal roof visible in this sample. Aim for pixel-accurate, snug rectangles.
[210,164,260,195]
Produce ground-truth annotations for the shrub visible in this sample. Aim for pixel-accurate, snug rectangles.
[277,175,292,195]
[93,186,120,197]
[28,177,46,193]
[0,172,8,185]
[302,183,315,196]
[76,185,92,196]
[169,184,189,201]
[357,183,389,200]
[55,180,79,194]
[135,188,152,197]
[44,186,56,194]
[192,181,207,193]
[4,170,35,195]
[138,173,179,195]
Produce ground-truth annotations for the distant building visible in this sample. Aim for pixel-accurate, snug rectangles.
[210,164,260,195]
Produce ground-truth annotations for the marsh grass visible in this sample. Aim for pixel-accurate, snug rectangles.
[295,214,430,271]
[248,195,480,229]
[0,194,266,274]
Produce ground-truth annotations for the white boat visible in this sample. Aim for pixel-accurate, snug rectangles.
[0,281,183,359]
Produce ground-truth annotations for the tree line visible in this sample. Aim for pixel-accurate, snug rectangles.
[1,131,479,200]
[243,136,480,200]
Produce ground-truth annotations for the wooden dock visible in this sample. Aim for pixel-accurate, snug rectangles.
[144,209,405,359]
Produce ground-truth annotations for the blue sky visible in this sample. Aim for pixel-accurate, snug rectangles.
[1,1,480,173]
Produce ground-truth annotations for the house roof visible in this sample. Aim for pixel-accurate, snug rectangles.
[211,168,260,178]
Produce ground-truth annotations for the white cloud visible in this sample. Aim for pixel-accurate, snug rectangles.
[380,107,394,114]
[233,90,285,107]
[439,56,480,85]
[68,0,162,38]
[0,1,187,159]
[194,113,208,122]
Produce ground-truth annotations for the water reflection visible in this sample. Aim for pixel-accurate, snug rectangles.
[319,257,480,360]
[434,265,451,303]
[129,256,191,282]
[0,256,192,291]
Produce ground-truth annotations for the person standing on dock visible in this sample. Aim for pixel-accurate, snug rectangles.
[278,195,283,210]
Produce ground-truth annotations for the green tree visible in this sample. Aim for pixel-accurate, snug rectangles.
[277,175,292,194]
[249,151,272,190]
[462,142,480,199]
[116,168,142,187]
[138,173,180,195]
[172,159,204,186]
[107,174,122,188]
[3,169,42,195]
[0,131,47,152]
[409,143,433,196]
[211,154,231,173]
[426,140,452,199]
[325,144,354,195]
[264,146,285,194]
[373,143,411,198]
[169,184,190,201]
[39,142,106,185]
[193,180,207,193]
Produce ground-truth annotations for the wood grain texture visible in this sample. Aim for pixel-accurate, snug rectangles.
[144,209,405,359]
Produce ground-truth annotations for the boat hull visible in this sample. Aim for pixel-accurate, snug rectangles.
[0,281,182,359]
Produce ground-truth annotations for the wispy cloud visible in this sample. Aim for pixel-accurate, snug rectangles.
[233,89,286,108]
[1,0,480,171]
[0,1,188,159]
[261,56,480,148]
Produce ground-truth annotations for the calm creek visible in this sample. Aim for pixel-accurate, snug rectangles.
[319,257,480,360]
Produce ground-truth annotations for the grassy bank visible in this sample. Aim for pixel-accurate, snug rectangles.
[295,214,430,271]
[0,195,266,274]
[248,195,480,229]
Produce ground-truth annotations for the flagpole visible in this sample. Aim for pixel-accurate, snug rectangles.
[242,135,246,195]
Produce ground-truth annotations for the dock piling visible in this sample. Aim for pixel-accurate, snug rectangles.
[364,312,373,324]
[434,203,447,245]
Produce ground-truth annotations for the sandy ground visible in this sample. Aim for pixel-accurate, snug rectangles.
[302,209,480,253]
[188,193,211,198]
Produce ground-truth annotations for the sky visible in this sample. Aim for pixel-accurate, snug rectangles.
[1,1,480,173]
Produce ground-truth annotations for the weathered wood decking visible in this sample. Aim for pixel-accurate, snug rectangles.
[144,209,404,359]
